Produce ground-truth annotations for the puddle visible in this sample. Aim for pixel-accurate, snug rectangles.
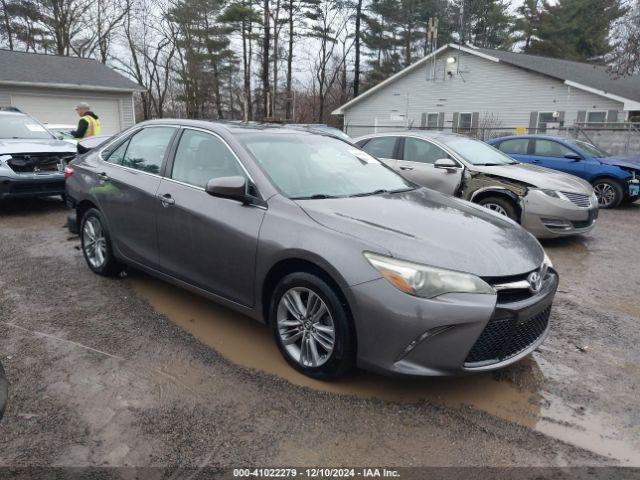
[129,273,640,465]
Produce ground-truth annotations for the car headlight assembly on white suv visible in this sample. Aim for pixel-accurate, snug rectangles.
[364,252,495,298]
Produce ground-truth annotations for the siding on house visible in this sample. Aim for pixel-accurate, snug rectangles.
[342,49,624,138]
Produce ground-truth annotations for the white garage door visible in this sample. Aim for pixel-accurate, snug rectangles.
[10,94,122,135]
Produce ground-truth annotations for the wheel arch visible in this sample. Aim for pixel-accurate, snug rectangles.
[261,257,354,329]
[470,188,522,220]
[76,199,99,227]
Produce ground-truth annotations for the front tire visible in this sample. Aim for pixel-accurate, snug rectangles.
[80,208,123,276]
[592,179,623,209]
[269,272,355,380]
[477,196,519,222]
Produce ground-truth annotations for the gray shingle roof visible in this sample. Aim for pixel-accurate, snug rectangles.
[475,47,640,103]
[0,49,144,92]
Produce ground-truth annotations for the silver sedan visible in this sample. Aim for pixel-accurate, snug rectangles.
[355,131,598,239]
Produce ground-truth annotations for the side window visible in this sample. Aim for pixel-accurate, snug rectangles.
[498,139,529,155]
[403,138,448,164]
[360,137,397,159]
[105,140,129,165]
[533,139,574,158]
[121,127,176,174]
[171,129,245,188]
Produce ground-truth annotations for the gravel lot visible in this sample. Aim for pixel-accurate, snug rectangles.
[0,198,638,469]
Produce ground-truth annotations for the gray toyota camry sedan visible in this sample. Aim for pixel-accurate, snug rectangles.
[66,120,558,379]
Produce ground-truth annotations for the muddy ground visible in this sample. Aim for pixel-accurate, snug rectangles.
[0,198,638,469]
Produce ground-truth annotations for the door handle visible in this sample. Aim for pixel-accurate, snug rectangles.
[157,193,175,206]
[400,166,414,171]
[532,159,541,163]
[97,172,109,181]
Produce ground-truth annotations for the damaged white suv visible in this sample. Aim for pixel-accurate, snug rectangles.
[0,107,76,201]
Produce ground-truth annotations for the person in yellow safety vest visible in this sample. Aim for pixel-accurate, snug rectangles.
[71,102,102,139]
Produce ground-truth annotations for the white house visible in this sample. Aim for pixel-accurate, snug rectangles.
[333,44,640,138]
[0,49,144,135]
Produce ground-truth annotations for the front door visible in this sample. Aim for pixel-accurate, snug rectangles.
[95,126,177,268]
[155,128,266,307]
[529,139,586,177]
[396,137,463,195]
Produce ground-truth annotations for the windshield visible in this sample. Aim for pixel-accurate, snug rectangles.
[0,114,54,140]
[440,136,518,166]
[566,139,608,158]
[239,133,414,199]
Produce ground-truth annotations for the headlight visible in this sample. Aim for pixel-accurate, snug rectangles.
[364,252,495,298]
[536,189,570,201]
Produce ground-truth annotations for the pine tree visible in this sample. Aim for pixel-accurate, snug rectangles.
[527,0,627,61]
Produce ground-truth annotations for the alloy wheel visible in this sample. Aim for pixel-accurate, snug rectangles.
[83,217,108,269]
[593,183,616,208]
[483,202,508,216]
[276,287,335,368]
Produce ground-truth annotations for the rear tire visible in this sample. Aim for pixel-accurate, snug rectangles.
[592,179,623,209]
[477,196,519,222]
[269,272,355,380]
[80,208,123,276]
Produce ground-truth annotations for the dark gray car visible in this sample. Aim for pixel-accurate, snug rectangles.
[66,120,558,379]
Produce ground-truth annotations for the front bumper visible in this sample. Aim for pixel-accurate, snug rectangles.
[521,190,598,239]
[348,270,558,377]
[0,173,65,200]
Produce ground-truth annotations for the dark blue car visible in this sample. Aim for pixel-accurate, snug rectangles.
[488,135,640,208]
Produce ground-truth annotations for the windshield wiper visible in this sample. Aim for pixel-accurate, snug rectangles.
[476,162,515,166]
[291,194,342,200]
[349,189,389,197]
[349,187,415,198]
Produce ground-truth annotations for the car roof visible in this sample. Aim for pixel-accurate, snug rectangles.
[355,130,476,143]
[489,134,570,143]
[0,111,28,118]
[137,119,323,136]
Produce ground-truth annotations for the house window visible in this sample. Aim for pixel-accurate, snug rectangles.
[458,113,472,132]
[537,112,557,133]
[426,113,439,129]
[586,111,607,126]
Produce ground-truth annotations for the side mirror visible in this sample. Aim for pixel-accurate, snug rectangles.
[205,176,249,203]
[434,158,459,171]
[564,153,582,161]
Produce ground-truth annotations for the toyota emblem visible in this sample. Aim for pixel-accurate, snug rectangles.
[527,271,542,293]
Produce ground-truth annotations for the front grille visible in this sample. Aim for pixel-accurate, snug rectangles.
[7,153,74,173]
[562,191,591,207]
[485,271,536,304]
[465,306,551,366]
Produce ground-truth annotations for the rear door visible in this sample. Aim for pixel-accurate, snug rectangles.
[396,137,463,195]
[95,126,177,268]
[530,139,586,177]
[155,128,266,306]
[495,138,532,163]
[357,136,399,169]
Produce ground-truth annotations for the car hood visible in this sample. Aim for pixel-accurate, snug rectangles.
[297,188,544,278]
[0,139,77,155]
[599,155,640,170]
[472,163,592,193]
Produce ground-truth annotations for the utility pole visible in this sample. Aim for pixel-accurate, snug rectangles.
[425,17,438,81]
[353,0,363,98]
